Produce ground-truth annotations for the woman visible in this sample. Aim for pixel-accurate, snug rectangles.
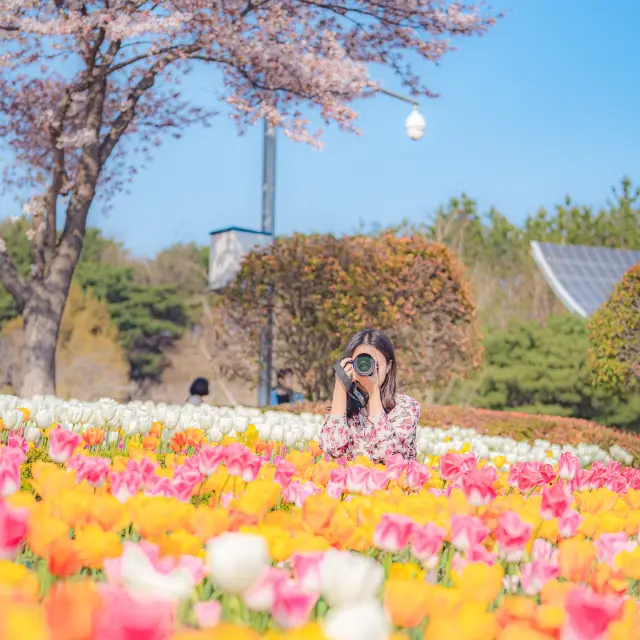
[271,368,304,405]
[186,377,210,406]
[319,328,419,463]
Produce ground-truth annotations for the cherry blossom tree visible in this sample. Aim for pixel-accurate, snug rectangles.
[0,1,499,397]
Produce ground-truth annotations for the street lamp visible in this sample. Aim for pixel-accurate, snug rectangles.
[256,87,424,407]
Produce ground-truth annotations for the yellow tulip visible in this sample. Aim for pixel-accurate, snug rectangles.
[452,562,504,606]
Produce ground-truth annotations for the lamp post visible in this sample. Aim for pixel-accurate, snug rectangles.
[258,120,276,408]
[256,89,425,407]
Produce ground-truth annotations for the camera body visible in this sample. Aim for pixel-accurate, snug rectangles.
[333,353,377,411]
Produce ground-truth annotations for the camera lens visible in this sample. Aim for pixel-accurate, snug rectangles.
[353,354,375,377]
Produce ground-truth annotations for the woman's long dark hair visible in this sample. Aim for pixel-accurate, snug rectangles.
[343,328,397,418]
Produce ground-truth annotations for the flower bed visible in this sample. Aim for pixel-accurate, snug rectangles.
[282,401,640,466]
[2,394,640,639]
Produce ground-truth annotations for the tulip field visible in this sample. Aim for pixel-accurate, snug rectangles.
[3,395,640,639]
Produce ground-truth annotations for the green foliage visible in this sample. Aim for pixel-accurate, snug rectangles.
[0,219,32,324]
[589,262,640,394]
[220,231,481,401]
[76,265,189,389]
[453,315,640,430]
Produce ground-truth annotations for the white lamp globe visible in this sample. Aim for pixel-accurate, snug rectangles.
[405,105,425,141]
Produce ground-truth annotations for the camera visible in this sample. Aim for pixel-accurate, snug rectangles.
[352,353,375,377]
[333,353,377,411]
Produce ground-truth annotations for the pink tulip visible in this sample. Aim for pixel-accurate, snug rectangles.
[274,459,296,488]
[366,469,390,493]
[439,452,476,481]
[372,513,416,553]
[194,601,221,628]
[110,470,143,503]
[272,578,318,629]
[0,499,28,560]
[48,428,82,464]
[595,532,637,566]
[411,522,445,568]
[94,584,176,640]
[282,481,321,508]
[345,465,371,494]
[0,449,21,498]
[520,560,560,596]
[539,463,557,484]
[562,586,624,640]
[450,514,489,552]
[540,481,572,520]
[291,552,324,594]
[197,445,225,476]
[385,453,407,480]
[170,478,198,502]
[127,457,158,487]
[495,510,532,562]
[459,469,496,507]
[514,462,543,494]
[404,460,430,490]
[559,452,581,481]
[224,443,262,481]
[244,567,289,612]
[68,455,110,488]
[466,544,497,566]
[558,509,582,538]
[532,539,558,563]
[7,433,28,455]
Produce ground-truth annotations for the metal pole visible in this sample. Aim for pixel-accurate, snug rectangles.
[376,86,420,107]
[258,120,276,407]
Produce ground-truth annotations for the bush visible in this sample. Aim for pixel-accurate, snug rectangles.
[219,232,481,401]
[589,262,640,393]
[453,314,640,430]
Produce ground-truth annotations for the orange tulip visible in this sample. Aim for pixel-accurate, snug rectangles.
[142,435,159,451]
[384,579,431,628]
[302,492,338,533]
[47,536,83,578]
[81,428,104,447]
[45,579,101,640]
[558,538,596,582]
[170,432,188,453]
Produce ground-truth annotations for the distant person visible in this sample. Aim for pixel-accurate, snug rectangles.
[187,377,210,406]
[271,368,304,406]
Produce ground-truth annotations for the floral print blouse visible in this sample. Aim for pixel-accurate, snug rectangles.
[319,393,419,464]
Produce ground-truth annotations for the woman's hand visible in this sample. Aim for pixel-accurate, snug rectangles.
[354,361,380,395]
[334,358,354,389]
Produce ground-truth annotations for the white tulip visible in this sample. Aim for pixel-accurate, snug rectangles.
[206,427,223,443]
[218,417,234,435]
[270,425,284,443]
[23,426,41,443]
[234,416,249,434]
[99,398,118,422]
[206,533,270,595]
[120,544,195,602]
[2,409,23,431]
[323,600,390,640]
[320,550,384,608]
[164,409,179,430]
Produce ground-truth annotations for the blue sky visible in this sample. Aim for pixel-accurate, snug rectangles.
[3,0,640,258]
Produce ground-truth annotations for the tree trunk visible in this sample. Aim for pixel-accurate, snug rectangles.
[20,287,66,398]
